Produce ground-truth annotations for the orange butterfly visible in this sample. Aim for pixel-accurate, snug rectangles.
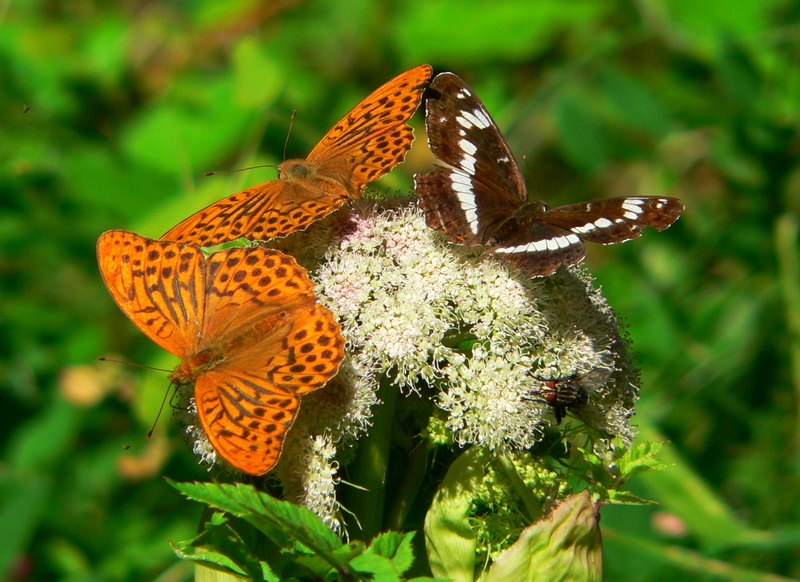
[97,230,345,475]
[162,64,433,246]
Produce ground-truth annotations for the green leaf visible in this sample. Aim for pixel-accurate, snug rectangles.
[171,511,279,581]
[294,542,367,578]
[582,438,670,496]
[424,446,487,582]
[483,490,602,582]
[169,481,343,561]
[605,491,659,506]
[367,531,416,574]
[349,552,401,582]
[616,441,670,482]
[194,562,251,582]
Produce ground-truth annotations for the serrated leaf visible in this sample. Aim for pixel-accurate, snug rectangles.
[483,490,602,582]
[368,531,416,574]
[171,510,278,580]
[349,553,401,582]
[294,542,367,578]
[169,481,343,563]
[617,441,670,482]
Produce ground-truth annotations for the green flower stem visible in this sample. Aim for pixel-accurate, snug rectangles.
[384,441,429,530]
[496,454,543,523]
[341,375,398,540]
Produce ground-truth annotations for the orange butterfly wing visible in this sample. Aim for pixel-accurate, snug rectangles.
[161,64,433,247]
[97,230,205,357]
[98,231,345,475]
[193,246,344,475]
[304,63,434,192]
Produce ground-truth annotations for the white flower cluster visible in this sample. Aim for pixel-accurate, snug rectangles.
[246,197,638,527]
[277,432,342,534]
[274,198,637,447]
[182,398,217,470]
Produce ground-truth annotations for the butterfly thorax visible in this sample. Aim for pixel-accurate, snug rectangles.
[279,159,314,180]
[279,159,361,199]
[170,346,227,385]
[487,200,549,244]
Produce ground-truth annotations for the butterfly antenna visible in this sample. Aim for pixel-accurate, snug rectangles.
[283,109,297,161]
[146,383,176,438]
[97,356,171,373]
[203,164,278,177]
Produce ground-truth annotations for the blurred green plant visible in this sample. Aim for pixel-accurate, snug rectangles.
[2,0,800,580]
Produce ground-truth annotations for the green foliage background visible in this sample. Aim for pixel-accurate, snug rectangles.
[2,0,800,580]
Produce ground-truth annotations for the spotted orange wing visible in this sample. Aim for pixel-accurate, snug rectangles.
[161,64,433,247]
[97,230,205,357]
[97,231,345,475]
[193,246,345,474]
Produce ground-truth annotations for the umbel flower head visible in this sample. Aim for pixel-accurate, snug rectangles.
[183,196,639,535]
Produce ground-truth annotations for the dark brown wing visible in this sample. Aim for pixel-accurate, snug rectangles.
[415,72,527,246]
[541,196,685,244]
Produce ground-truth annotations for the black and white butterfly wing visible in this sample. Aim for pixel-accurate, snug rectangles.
[490,216,588,277]
[416,72,685,278]
[541,196,685,245]
[491,196,685,276]
[415,72,527,246]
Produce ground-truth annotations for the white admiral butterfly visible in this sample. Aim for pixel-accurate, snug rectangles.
[415,72,685,277]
